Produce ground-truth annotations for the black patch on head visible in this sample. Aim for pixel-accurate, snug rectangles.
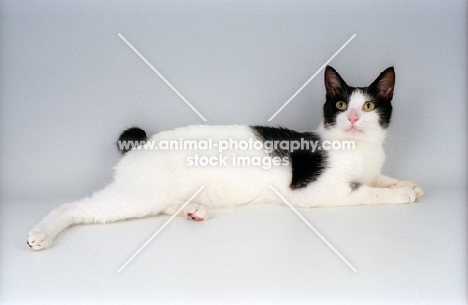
[323,66,352,129]
[117,127,147,154]
[323,66,395,130]
[364,67,395,129]
[350,182,361,192]
[250,126,327,189]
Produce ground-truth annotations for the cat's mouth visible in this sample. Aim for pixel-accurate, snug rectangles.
[346,125,362,132]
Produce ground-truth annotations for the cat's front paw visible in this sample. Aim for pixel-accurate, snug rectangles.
[184,204,209,221]
[391,187,417,204]
[27,227,53,250]
[391,181,424,201]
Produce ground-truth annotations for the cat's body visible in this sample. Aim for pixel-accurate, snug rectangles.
[27,66,423,250]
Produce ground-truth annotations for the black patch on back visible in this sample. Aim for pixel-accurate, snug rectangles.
[117,127,147,154]
[250,126,327,189]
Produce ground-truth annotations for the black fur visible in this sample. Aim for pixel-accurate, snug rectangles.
[365,67,394,129]
[250,126,327,189]
[117,127,147,154]
[350,182,361,192]
[323,66,352,128]
[323,66,394,130]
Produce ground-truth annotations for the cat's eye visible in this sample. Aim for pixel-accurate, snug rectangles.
[363,101,375,112]
[336,101,347,111]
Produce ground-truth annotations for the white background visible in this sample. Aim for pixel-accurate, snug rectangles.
[0,1,466,304]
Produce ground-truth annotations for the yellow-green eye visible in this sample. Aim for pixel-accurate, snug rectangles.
[363,101,375,112]
[336,101,347,111]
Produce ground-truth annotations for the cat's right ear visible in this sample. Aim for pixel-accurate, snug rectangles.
[325,66,346,98]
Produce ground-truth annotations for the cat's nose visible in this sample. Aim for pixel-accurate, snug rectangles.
[348,114,359,124]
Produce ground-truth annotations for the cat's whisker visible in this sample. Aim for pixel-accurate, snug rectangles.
[382,139,395,155]
[385,130,405,141]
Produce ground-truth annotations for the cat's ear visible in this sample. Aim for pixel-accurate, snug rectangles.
[325,66,347,98]
[369,67,395,101]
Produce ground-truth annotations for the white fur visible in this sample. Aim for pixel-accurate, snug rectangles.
[27,91,423,250]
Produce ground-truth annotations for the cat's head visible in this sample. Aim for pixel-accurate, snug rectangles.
[320,66,395,143]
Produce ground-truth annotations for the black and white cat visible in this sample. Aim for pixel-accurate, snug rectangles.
[27,66,423,250]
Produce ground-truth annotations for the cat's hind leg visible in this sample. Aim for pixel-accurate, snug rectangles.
[27,183,164,250]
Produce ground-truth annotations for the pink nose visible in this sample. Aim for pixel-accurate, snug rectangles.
[348,114,359,124]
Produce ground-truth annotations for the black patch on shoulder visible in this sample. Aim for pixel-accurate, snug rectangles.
[117,127,147,154]
[250,126,327,189]
[350,182,361,192]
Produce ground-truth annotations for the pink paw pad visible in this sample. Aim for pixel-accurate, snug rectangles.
[187,213,203,221]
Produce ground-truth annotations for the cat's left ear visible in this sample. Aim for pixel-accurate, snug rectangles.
[369,67,395,101]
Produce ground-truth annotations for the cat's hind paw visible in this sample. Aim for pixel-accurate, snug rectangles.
[184,204,209,221]
[27,227,53,250]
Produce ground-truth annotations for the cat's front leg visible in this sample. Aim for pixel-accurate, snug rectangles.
[297,183,419,207]
[348,184,418,205]
[372,175,424,200]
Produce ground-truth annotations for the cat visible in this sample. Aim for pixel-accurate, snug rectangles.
[27,66,423,250]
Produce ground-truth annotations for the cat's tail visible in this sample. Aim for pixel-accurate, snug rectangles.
[116,127,147,154]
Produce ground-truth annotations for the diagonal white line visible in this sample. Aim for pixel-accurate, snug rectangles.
[118,33,207,122]
[117,185,206,273]
[269,185,357,273]
[268,34,356,121]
